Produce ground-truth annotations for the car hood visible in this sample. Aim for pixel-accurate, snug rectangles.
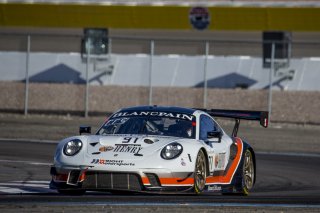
[86,134,185,159]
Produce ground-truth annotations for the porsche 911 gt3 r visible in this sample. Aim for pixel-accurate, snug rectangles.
[50,106,268,195]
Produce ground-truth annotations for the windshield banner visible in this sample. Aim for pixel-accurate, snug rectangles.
[111,111,194,121]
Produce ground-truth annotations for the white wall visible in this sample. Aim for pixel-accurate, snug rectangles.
[1,51,320,91]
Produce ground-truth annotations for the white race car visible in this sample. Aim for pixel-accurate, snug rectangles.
[50,106,268,195]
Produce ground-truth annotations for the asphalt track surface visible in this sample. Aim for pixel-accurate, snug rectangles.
[0,140,320,212]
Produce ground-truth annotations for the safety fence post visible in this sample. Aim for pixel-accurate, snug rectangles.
[268,42,275,123]
[24,35,31,116]
[149,40,154,106]
[85,42,90,117]
[203,41,209,108]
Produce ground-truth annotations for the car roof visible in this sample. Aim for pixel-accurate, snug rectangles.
[119,105,196,115]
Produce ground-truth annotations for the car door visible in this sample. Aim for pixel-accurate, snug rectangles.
[199,114,232,174]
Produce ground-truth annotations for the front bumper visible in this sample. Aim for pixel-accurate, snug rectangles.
[50,166,195,193]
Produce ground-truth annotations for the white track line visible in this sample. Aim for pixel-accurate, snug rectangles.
[0,159,51,166]
[0,138,57,144]
[0,181,55,194]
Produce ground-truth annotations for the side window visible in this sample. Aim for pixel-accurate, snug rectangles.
[200,115,219,140]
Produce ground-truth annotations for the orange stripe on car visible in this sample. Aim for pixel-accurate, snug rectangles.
[206,137,243,184]
[159,177,194,185]
[142,177,151,185]
[142,138,243,186]
[142,177,194,186]
[53,174,68,182]
[79,172,86,182]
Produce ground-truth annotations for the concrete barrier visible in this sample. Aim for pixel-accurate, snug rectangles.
[1,82,319,124]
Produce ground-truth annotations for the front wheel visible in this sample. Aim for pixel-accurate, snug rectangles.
[194,150,207,194]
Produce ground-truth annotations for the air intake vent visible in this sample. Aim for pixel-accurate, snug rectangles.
[145,173,161,187]
[82,172,142,191]
[67,170,81,185]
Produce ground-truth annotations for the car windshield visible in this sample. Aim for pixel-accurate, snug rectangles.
[97,113,196,139]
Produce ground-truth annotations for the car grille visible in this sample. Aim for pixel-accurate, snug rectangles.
[82,171,143,191]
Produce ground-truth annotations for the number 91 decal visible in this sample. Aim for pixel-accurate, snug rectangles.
[122,137,139,143]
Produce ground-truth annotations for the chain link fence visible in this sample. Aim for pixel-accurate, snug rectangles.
[0,32,320,124]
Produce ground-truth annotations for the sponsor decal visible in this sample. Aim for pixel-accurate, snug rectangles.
[181,158,186,166]
[90,159,135,166]
[188,154,192,162]
[189,7,210,30]
[99,146,114,152]
[144,138,159,144]
[209,155,214,170]
[113,144,143,155]
[215,155,219,167]
[122,137,139,143]
[111,111,193,121]
[90,142,99,147]
[144,138,154,144]
[207,185,221,191]
[216,153,226,169]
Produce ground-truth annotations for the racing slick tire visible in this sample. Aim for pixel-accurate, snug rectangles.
[58,189,86,195]
[222,149,255,196]
[194,149,207,194]
[241,149,255,195]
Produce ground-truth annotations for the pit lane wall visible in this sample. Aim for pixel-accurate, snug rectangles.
[1,81,320,124]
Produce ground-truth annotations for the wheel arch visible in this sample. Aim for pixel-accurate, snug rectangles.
[199,147,210,177]
[221,139,256,195]
[242,141,256,185]
[193,147,208,194]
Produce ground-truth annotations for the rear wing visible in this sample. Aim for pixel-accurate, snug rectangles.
[195,109,268,137]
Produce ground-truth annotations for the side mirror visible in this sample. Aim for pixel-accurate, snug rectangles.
[79,126,91,135]
[207,131,222,142]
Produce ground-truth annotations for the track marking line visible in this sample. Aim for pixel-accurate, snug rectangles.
[0,159,51,166]
[0,180,55,194]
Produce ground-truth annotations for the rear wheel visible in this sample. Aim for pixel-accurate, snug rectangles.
[221,149,255,196]
[194,150,206,194]
[242,149,255,195]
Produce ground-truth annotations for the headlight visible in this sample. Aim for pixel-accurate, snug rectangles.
[63,139,82,156]
[161,143,183,160]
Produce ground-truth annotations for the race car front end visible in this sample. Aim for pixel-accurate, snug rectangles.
[50,135,201,194]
